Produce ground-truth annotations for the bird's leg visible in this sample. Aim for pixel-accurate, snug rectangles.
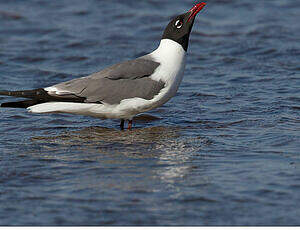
[128,120,133,130]
[120,119,125,130]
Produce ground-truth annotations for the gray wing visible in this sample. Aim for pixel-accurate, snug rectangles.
[48,56,165,105]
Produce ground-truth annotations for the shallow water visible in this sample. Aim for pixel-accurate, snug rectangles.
[0,0,299,226]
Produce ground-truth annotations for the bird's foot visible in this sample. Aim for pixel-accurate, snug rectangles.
[120,119,133,130]
[120,119,125,131]
[128,120,133,130]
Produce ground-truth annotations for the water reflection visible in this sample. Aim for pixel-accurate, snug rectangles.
[30,125,208,185]
[32,125,181,150]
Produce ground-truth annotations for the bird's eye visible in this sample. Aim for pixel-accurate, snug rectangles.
[175,20,183,29]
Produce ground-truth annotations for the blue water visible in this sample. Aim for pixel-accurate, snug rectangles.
[0,0,299,226]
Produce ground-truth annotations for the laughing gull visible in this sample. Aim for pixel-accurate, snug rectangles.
[0,3,206,130]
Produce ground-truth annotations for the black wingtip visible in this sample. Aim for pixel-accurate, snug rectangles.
[1,100,40,108]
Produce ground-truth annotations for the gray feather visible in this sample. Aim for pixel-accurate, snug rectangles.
[50,56,165,104]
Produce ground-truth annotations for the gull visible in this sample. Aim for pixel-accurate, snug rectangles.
[0,3,206,130]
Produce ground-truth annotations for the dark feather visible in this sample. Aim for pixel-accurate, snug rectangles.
[0,88,86,108]
[1,99,41,108]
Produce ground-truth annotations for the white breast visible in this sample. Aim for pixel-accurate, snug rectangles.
[136,39,187,108]
[150,39,187,90]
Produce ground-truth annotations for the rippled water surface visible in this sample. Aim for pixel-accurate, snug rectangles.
[0,0,299,226]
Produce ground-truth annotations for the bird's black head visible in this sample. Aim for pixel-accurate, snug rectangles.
[162,3,206,52]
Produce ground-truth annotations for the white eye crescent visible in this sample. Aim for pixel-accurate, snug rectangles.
[175,20,183,29]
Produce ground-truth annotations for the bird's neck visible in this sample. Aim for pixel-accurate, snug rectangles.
[152,39,186,59]
[149,39,187,84]
[150,39,186,72]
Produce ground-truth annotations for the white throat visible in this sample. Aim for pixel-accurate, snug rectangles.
[152,39,186,58]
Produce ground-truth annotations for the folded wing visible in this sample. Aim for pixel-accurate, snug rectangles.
[46,56,165,105]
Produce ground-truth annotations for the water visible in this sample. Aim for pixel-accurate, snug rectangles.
[0,0,299,226]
